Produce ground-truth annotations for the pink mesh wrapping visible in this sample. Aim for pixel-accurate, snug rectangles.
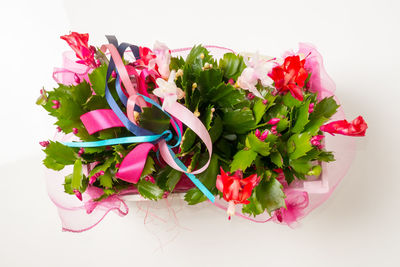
[52,51,91,85]
[45,45,356,232]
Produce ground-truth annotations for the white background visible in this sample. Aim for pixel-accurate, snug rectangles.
[1,0,399,266]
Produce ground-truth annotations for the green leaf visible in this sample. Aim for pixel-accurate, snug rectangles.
[184,188,208,205]
[270,151,283,168]
[219,53,246,80]
[283,168,295,184]
[83,146,105,154]
[222,108,256,134]
[57,95,83,121]
[210,83,246,108]
[70,81,92,105]
[201,105,214,130]
[71,159,83,190]
[246,133,271,156]
[63,174,74,194]
[139,106,171,134]
[137,180,164,200]
[43,157,65,171]
[264,104,289,122]
[140,156,156,178]
[253,98,268,124]
[215,138,233,158]
[97,128,119,140]
[89,63,108,97]
[304,116,329,135]
[209,115,223,143]
[99,170,113,188]
[287,133,313,160]
[230,149,257,172]
[170,56,185,71]
[165,169,182,191]
[180,128,196,154]
[309,96,339,121]
[196,154,219,188]
[292,99,311,133]
[242,193,265,217]
[184,45,214,77]
[184,154,219,205]
[283,92,302,108]
[276,118,289,132]
[197,69,223,97]
[84,95,109,111]
[317,151,335,162]
[289,158,312,174]
[256,177,286,214]
[43,141,76,165]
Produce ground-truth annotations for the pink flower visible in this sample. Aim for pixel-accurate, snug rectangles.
[89,175,97,185]
[255,129,269,141]
[60,32,97,68]
[78,148,85,156]
[237,52,274,99]
[144,175,156,184]
[247,93,255,100]
[271,125,278,135]
[154,70,184,109]
[260,130,269,141]
[308,103,314,113]
[149,41,171,79]
[320,116,368,136]
[271,190,309,227]
[39,141,50,147]
[310,135,324,149]
[89,171,105,185]
[73,73,81,84]
[136,46,156,67]
[51,100,60,109]
[275,170,288,188]
[267,118,281,125]
[73,189,83,201]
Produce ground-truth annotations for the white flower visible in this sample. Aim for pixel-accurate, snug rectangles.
[154,70,184,109]
[237,52,275,99]
[149,41,171,79]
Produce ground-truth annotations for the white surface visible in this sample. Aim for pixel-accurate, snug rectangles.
[0,0,399,266]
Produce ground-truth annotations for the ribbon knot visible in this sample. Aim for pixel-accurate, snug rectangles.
[63,36,215,202]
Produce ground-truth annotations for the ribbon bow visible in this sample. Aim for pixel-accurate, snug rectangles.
[64,36,215,202]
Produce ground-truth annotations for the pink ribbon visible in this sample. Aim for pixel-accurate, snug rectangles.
[80,109,124,135]
[115,143,155,183]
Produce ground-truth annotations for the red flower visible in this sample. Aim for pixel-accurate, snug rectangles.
[135,46,156,67]
[268,55,309,101]
[320,116,368,136]
[60,32,97,67]
[216,168,260,219]
[216,168,260,204]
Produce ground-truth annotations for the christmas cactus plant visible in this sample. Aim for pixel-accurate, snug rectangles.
[38,33,367,229]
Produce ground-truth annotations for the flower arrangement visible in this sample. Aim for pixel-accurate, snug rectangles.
[38,32,367,231]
